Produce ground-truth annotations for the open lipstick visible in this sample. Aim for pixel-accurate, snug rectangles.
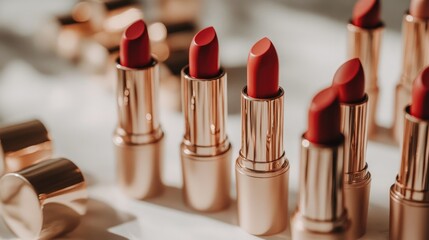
[114,19,164,199]
[393,0,429,143]
[332,58,371,239]
[291,87,350,239]
[390,66,429,240]
[348,0,383,138]
[235,38,289,235]
[180,26,231,212]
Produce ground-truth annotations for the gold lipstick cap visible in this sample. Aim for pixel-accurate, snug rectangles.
[0,158,88,240]
[0,120,53,174]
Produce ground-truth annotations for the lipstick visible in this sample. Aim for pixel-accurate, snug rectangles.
[180,27,231,212]
[390,66,429,240]
[332,58,371,239]
[347,0,383,138]
[235,38,289,235]
[114,19,164,199]
[393,0,429,143]
[291,87,351,239]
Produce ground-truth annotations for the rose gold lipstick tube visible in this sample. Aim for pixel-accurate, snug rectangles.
[235,87,289,236]
[393,14,429,143]
[390,106,429,240]
[180,67,231,212]
[347,23,383,138]
[0,120,52,174]
[114,57,164,199]
[340,95,371,239]
[291,136,351,240]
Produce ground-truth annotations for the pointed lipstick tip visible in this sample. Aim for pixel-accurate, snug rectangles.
[250,37,274,57]
[306,87,342,145]
[352,0,382,28]
[124,19,147,40]
[410,0,429,19]
[193,26,217,46]
[332,58,365,103]
[411,66,429,119]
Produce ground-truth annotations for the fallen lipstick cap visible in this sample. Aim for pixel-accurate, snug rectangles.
[0,158,88,240]
[0,119,53,174]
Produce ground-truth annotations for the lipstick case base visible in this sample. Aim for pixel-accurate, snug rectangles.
[114,135,164,199]
[181,144,231,212]
[291,212,351,240]
[390,187,429,240]
[393,83,411,144]
[344,175,371,239]
[235,157,289,236]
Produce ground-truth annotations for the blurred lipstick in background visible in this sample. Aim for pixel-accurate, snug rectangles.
[347,0,383,138]
[392,0,429,144]
[390,66,429,240]
[332,58,371,239]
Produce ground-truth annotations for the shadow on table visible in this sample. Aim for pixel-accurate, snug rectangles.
[60,198,136,240]
[146,185,299,240]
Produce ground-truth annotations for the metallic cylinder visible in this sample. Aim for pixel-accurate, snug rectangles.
[114,58,164,199]
[291,137,351,240]
[235,87,289,235]
[0,119,52,174]
[340,95,371,239]
[390,107,429,240]
[347,23,383,138]
[0,158,87,240]
[393,14,429,143]
[180,67,231,212]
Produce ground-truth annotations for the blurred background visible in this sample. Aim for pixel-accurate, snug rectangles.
[0,0,407,239]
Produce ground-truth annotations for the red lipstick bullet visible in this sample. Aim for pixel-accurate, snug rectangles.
[292,87,351,240]
[410,67,429,119]
[181,27,231,212]
[305,87,342,144]
[119,19,151,68]
[352,0,381,28]
[410,0,429,19]
[236,38,289,235]
[348,0,383,138]
[114,19,164,199]
[333,58,371,239]
[393,0,429,143]
[390,66,429,240]
[188,26,220,78]
[247,37,279,98]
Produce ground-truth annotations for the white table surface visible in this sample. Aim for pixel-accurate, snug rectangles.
[0,0,409,239]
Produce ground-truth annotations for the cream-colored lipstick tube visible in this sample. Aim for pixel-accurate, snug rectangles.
[235,87,289,236]
[347,23,383,138]
[393,14,429,143]
[291,136,351,240]
[180,66,231,212]
[340,95,371,239]
[390,106,429,240]
[114,57,164,199]
[0,119,52,174]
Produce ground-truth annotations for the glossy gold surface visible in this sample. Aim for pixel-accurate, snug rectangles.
[0,119,52,174]
[390,107,429,240]
[393,15,429,143]
[291,137,351,239]
[0,158,87,240]
[114,58,164,199]
[347,23,383,138]
[180,67,231,212]
[340,96,371,238]
[235,87,289,235]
